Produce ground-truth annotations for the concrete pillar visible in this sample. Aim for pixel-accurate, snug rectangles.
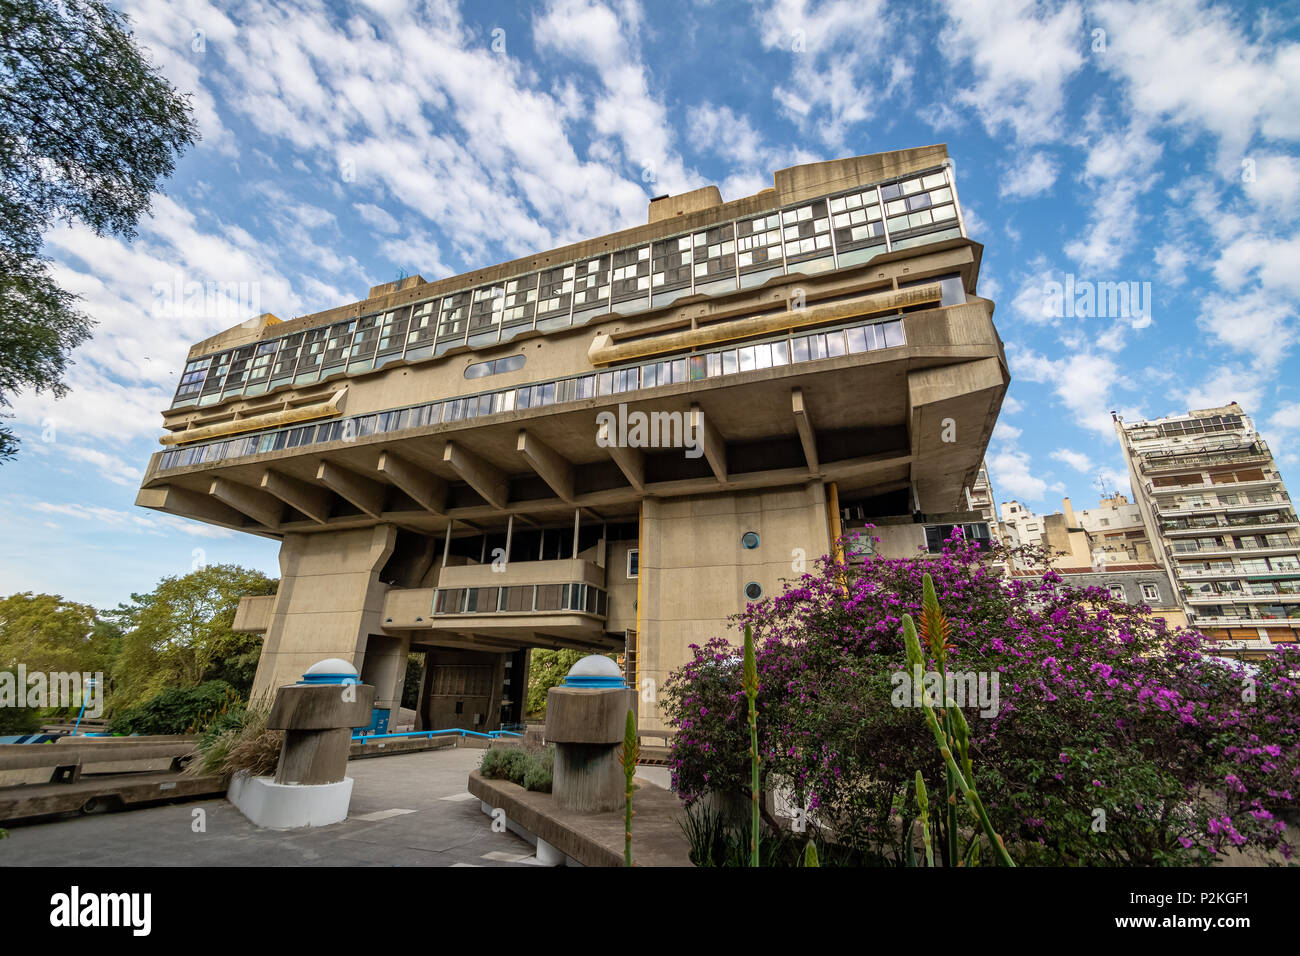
[250,524,397,704]
[545,656,635,812]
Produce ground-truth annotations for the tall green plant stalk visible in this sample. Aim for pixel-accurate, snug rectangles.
[618,707,638,867]
[742,623,760,868]
[914,770,934,867]
[902,608,1015,866]
[918,573,960,866]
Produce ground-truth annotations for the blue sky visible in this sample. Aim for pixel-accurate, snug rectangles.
[2,0,1298,609]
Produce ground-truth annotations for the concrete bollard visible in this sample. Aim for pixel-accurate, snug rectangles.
[545,655,635,813]
[268,659,374,785]
[228,658,373,829]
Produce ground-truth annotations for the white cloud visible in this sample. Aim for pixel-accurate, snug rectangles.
[1091,0,1300,172]
[1174,365,1267,415]
[1051,448,1094,473]
[1009,345,1126,436]
[354,203,400,235]
[988,448,1049,501]
[999,151,1059,199]
[1195,290,1297,369]
[754,0,903,148]
[937,0,1085,144]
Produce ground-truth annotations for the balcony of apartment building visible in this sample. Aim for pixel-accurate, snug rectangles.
[1146,476,1280,498]
[1138,441,1271,475]
[1168,534,1300,559]
[1183,581,1300,602]
[1155,492,1291,517]
[1161,510,1299,535]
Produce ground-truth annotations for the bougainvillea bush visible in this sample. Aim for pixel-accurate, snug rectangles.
[662,531,1299,866]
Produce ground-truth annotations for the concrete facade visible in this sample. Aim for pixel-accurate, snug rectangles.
[137,146,1008,732]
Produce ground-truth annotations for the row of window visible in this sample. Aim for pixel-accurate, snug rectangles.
[170,167,962,408]
[432,583,607,616]
[156,316,907,472]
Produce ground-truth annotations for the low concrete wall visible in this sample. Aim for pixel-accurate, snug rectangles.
[467,770,693,867]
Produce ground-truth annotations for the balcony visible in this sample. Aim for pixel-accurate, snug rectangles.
[1148,477,1283,495]
[378,558,617,652]
[1183,585,1300,601]
[1140,443,1270,474]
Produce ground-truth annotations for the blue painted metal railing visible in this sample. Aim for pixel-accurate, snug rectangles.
[352,728,523,744]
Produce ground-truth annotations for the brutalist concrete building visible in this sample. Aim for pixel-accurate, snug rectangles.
[137,145,1008,731]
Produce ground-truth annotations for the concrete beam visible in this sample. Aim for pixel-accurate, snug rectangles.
[316,460,386,517]
[791,388,819,472]
[135,484,276,538]
[377,450,448,514]
[690,404,727,484]
[442,441,508,509]
[209,477,282,529]
[516,430,575,502]
[598,418,644,492]
[260,469,332,524]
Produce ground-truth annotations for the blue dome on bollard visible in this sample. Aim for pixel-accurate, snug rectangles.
[299,658,361,685]
[563,654,626,688]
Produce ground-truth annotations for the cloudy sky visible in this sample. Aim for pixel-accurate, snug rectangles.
[2,0,1298,608]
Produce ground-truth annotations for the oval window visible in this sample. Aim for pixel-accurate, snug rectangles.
[744,582,763,601]
[741,531,760,550]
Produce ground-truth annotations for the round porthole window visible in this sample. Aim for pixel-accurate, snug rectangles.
[740,531,760,550]
[744,582,763,601]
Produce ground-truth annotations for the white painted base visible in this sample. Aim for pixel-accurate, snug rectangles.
[228,772,354,829]
[536,837,566,866]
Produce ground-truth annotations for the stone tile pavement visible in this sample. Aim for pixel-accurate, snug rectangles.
[0,749,538,867]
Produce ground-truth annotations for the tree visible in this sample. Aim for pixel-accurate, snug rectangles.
[107,564,277,710]
[0,0,198,459]
[0,590,108,729]
[0,591,105,672]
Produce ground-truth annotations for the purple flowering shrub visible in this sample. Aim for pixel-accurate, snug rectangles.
[662,530,1299,866]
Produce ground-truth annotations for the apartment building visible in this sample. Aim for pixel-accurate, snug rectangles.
[1115,404,1300,657]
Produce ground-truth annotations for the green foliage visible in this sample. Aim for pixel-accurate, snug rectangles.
[902,573,1013,866]
[0,0,198,460]
[620,707,638,866]
[679,804,814,867]
[105,564,276,710]
[187,704,281,778]
[479,745,554,793]
[804,840,819,867]
[742,623,760,867]
[401,653,424,709]
[679,802,730,867]
[527,649,619,717]
[107,680,240,736]
[0,591,108,673]
[0,704,41,735]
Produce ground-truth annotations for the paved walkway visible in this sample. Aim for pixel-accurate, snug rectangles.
[0,749,538,867]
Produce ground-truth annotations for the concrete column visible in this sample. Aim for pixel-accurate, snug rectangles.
[250,524,397,704]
